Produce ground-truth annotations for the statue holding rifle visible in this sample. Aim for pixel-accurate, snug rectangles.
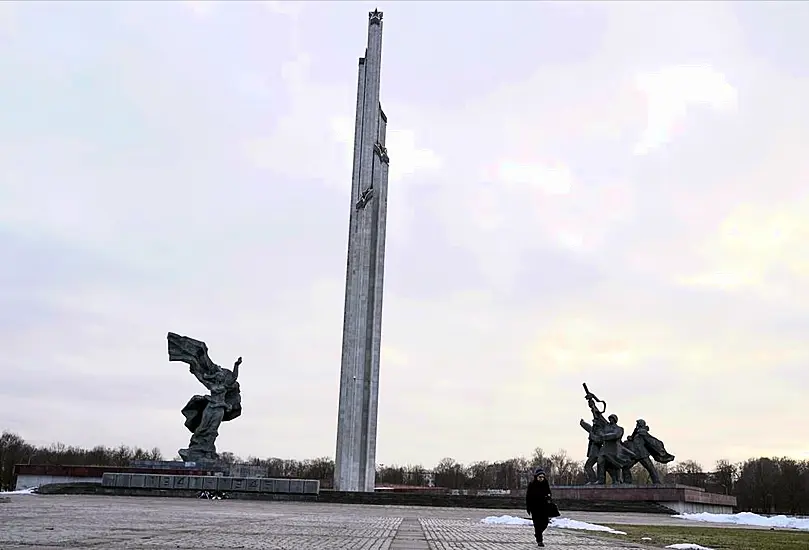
[579,383,635,484]
[579,383,674,485]
[579,384,606,484]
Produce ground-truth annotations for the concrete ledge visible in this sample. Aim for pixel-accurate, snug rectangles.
[317,486,735,514]
[549,485,736,514]
[101,473,319,495]
[317,490,675,514]
[36,480,734,514]
[36,483,318,502]
[35,483,670,513]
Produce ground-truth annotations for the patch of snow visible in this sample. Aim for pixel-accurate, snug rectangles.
[0,487,37,495]
[552,517,627,535]
[480,515,626,534]
[481,515,532,526]
[666,544,716,550]
[550,518,626,535]
[641,537,652,540]
[675,511,809,531]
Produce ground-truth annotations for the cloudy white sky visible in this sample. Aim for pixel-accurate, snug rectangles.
[2,1,808,469]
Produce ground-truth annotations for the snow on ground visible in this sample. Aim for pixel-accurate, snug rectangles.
[0,487,37,495]
[675,511,809,531]
[481,515,627,535]
[665,544,716,550]
[481,515,532,526]
[553,517,627,535]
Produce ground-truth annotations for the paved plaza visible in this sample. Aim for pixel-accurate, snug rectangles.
[0,494,661,549]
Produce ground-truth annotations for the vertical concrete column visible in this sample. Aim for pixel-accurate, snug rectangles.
[335,9,390,493]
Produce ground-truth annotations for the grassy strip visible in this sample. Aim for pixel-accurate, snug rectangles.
[597,524,809,550]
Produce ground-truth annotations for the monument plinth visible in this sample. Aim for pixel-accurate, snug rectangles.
[550,484,737,514]
[334,9,390,493]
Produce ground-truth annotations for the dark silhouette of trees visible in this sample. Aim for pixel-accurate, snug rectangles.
[733,457,809,515]
[262,456,335,483]
[712,459,738,494]
[0,431,28,491]
[377,464,424,485]
[1,430,162,491]
[671,459,706,488]
[3,429,809,513]
[376,464,429,487]
[433,457,466,489]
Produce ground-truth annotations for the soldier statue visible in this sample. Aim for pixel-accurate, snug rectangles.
[621,419,675,484]
[579,384,673,485]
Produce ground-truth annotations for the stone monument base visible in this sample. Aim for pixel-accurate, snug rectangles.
[101,472,320,495]
[33,472,321,502]
[551,484,736,514]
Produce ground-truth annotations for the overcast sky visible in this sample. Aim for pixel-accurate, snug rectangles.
[2,1,808,469]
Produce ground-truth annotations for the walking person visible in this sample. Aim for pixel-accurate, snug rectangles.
[526,468,554,547]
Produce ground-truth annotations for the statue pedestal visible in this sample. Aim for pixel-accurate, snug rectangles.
[551,484,737,514]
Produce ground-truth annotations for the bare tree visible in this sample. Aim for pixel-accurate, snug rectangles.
[530,447,553,473]
[671,459,705,488]
[433,457,465,490]
[712,459,738,495]
[549,450,578,486]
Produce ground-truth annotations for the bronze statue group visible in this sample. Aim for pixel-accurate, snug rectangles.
[579,383,675,485]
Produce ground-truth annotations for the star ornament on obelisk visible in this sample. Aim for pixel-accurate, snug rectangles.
[333,9,391,493]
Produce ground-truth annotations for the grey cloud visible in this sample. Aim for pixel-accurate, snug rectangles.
[502,247,605,311]
[0,366,178,408]
[385,190,487,300]
[736,3,809,75]
[0,230,152,351]
[0,230,143,288]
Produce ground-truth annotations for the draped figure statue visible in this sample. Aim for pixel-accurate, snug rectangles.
[167,332,242,462]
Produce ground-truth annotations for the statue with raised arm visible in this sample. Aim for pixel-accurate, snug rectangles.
[579,415,605,484]
[167,332,242,463]
[580,384,636,484]
[621,418,675,484]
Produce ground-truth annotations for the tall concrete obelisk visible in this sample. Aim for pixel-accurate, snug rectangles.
[334,9,390,493]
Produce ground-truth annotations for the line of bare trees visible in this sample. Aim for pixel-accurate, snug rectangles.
[2,431,808,514]
[0,431,162,491]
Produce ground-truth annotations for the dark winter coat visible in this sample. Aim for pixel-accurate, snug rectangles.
[525,478,552,516]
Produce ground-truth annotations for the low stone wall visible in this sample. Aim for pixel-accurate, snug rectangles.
[37,482,318,502]
[317,490,675,514]
[549,484,737,514]
[317,485,735,514]
[16,475,102,491]
[36,479,734,514]
[101,473,320,494]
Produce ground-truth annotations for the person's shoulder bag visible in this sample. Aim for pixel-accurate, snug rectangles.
[545,496,561,517]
